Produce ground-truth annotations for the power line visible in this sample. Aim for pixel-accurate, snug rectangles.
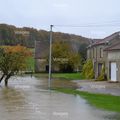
[54,24,120,28]
[53,20,120,28]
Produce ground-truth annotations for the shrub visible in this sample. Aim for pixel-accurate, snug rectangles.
[97,64,106,81]
[82,59,94,79]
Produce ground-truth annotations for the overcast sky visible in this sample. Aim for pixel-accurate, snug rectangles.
[0,0,120,38]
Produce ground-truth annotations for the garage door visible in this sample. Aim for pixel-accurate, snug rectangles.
[110,62,117,82]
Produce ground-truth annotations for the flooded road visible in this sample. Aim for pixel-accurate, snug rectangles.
[0,75,119,120]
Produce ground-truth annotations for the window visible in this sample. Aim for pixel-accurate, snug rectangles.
[87,50,90,59]
[93,48,94,58]
[94,47,97,59]
[100,48,103,58]
[96,47,97,59]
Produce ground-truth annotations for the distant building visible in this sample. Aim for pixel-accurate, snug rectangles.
[87,32,120,82]
[35,40,49,72]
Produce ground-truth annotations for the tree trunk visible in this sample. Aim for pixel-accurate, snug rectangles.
[5,79,8,87]
[0,74,5,83]
[4,71,14,87]
[4,74,12,87]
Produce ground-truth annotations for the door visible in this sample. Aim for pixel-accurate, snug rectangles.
[98,63,103,76]
[110,62,117,82]
[45,65,49,73]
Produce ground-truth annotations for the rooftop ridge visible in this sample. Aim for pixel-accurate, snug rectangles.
[88,31,120,48]
[104,41,120,51]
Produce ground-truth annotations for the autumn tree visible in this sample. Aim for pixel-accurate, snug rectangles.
[0,45,31,86]
[52,41,81,72]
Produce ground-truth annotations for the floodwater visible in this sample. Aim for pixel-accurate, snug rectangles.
[0,75,119,120]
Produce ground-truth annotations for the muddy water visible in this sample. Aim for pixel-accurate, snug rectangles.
[0,75,119,120]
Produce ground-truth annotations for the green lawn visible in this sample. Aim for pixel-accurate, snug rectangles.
[55,88,120,112]
[34,73,85,80]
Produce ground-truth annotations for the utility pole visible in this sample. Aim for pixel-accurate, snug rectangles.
[48,25,53,90]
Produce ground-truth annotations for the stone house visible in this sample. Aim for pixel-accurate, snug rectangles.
[87,32,120,82]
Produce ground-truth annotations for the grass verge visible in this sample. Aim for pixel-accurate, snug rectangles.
[54,88,120,112]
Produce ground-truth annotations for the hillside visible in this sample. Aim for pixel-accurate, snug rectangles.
[0,24,91,48]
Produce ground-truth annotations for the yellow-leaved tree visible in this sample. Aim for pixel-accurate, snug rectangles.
[0,45,31,86]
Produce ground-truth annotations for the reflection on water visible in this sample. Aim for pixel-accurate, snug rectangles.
[0,75,119,120]
[1,88,25,106]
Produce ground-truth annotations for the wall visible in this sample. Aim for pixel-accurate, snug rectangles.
[87,44,107,78]
[35,59,48,72]
[107,51,120,81]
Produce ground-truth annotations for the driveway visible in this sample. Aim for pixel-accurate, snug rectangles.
[74,80,120,96]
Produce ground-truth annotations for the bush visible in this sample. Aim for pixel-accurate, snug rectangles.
[82,59,94,79]
[97,64,106,81]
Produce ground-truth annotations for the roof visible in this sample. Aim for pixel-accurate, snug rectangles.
[104,42,120,51]
[88,31,120,48]
[35,40,49,59]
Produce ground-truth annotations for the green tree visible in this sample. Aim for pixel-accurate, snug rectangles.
[52,41,81,72]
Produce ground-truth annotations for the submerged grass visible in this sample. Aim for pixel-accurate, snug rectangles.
[54,88,120,112]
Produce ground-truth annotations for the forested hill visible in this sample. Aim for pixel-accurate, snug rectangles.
[0,24,91,48]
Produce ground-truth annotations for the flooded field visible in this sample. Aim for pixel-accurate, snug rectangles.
[0,75,119,120]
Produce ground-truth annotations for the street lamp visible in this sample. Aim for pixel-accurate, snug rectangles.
[48,25,53,90]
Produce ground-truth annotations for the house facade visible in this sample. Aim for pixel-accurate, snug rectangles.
[87,32,120,82]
